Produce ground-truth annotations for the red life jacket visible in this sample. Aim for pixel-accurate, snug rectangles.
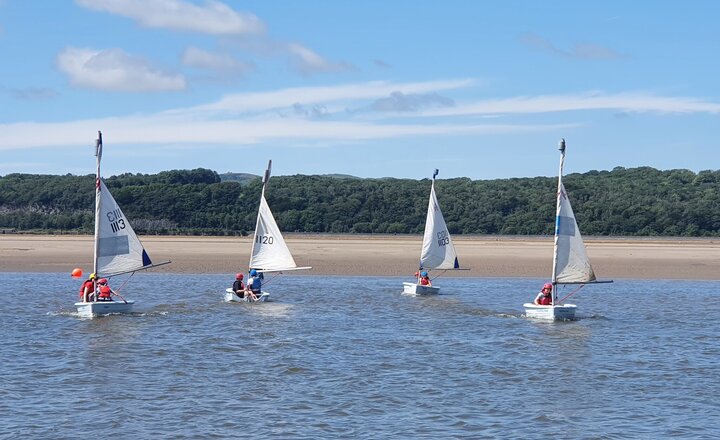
[79,280,94,299]
[539,294,552,305]
[98,285,112,299]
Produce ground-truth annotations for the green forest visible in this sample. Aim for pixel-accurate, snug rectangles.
[1,166,719,236]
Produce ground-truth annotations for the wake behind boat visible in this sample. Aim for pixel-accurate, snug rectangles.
[523,139,612,320]
[224,160,310,303]
[403,169,462,295]
[74,132,169,318]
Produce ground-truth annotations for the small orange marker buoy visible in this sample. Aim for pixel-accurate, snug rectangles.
[71,268,83,279]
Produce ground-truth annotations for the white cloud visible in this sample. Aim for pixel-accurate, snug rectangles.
[57,47,186,92]
[420,92,720,117]
[181,79,475,115]
[75,0,265,35]
[286,43,353,75]
[1,80,718,152]
[520,33,626,60]
[181,46,254,76]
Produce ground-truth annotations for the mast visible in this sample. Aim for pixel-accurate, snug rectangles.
[92,131,102,300]
[551,138,566,305]
[249,160,272,270]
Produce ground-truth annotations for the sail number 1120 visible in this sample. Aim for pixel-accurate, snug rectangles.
[256,234,274,244]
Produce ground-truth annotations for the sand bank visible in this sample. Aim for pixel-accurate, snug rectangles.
[1,234,719,280]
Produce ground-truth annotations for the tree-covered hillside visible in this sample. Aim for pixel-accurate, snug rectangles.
[1,166,719,236]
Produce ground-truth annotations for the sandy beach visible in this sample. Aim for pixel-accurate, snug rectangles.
[1,234,719,280]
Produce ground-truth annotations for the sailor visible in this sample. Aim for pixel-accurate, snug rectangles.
[245,269,261,301]
[232,273,246,298]
[79,273,97,302]
[96,278,114,301]
[419,271,432,286]
[534,283,553,305]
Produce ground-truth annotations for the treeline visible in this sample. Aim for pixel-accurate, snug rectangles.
[1,166,719,236]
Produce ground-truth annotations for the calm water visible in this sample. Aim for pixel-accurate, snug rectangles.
[1,273,718,439]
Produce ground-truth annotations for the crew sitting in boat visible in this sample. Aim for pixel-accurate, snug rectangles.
[417,270,432,286]
[534,283,553,305]
[96,278,114,301]
[232,272,247,299]
[245,269,261,301]
[79,273,97,302]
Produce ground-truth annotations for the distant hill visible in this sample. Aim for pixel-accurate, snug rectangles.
[218,172,259,185]
[219,172,361,183]
[1,166,720,237]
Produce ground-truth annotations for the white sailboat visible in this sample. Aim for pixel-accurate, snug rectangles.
[225,160,311,302]
[75,132,169,318]
[524,139,612,320]
[403,169,461,295]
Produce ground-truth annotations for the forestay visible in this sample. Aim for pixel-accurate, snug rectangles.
[419,174,460,270]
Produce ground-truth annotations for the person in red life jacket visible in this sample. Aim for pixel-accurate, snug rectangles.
[534,282,553,305]
[419,270,432,286]
[232,273,246,299]
[96,278,114,301]
[78,273,97,302]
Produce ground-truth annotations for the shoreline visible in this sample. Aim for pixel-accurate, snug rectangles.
[1,234,719,280]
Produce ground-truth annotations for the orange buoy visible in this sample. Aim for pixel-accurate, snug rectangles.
[71,268,83,279]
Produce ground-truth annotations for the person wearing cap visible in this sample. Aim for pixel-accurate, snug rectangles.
[245,269,261,301]
[534,283,553,305]
[232,273,247,298]
[419,270,432,287]
[78,273,97,302]
[96,278,115,301]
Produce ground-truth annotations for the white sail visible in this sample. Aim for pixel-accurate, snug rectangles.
[249,193,299,271]
[552,182,596,283]
[95,179,154,276]
[419,180,459,270]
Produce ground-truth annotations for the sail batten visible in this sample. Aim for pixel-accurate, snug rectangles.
[419,176,460,270]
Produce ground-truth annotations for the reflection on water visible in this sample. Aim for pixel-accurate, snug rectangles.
[1,273,720,439]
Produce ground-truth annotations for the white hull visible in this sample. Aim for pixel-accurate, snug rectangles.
[224,288,269,302]
[523,303,577,321]
[74,300,135,318]
[402,282,440,295]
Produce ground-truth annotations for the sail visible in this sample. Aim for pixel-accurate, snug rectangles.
[419,181,460,270]
[96,179,153,276]
[249,193,298,271]
[553,182,596,283]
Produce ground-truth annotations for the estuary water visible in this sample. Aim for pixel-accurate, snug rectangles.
[1,273,718,439]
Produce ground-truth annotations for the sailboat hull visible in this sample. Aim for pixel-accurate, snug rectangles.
[224,288,269,302]
[74,300,135,318]
[523,303,577,321]
[402,282,440,295]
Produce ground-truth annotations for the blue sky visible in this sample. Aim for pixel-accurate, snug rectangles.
[1,0,718,180]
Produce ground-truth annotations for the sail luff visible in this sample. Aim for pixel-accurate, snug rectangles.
[248,164,269,269]
[551,140,565,289]
[92,132,102,283]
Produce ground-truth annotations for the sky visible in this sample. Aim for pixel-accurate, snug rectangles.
[0,0,719,180]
